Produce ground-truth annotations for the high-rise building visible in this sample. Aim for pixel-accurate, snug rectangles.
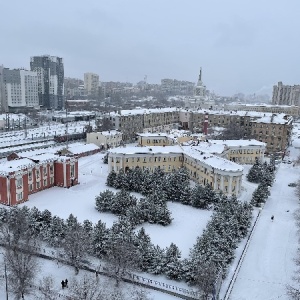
[84,72,99,97]
[30,55,64,109]
[272,81,300,106]
[0,67,39,112]
[0,65,6,112]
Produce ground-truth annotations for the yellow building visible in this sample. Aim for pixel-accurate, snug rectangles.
[108,145,243,196]
[137,130,191,147]
[182,139,266,164]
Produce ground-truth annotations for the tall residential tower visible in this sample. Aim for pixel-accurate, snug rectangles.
[30,55,64,109]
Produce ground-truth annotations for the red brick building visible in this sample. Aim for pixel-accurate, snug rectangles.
[0,153,79,206]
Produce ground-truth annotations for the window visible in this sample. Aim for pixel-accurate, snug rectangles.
[50,177,54,185]
[43,167,47,176]
[70,165,75,177]
[17,192,23,201]
[28,171,32,180]
[43,179,47,186]
[36,182,40,189]
[17,178,22,188]
[36,170,40,179]
[50,165,54,174]
[29,184,33,191]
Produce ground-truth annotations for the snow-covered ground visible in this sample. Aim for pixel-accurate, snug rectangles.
[227,139,300,299]
[1,130,299,299]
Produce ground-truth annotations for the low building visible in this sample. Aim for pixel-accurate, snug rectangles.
[0,153,78,206]
[86,130,123,150]
[137,130,191,147]
[108,145,243,196]
[184,139,266,164]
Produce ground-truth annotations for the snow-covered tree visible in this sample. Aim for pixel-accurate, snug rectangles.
[95,189,115,212]
[92,220,109,258]
[163,243,183,280]
[247,158,264,183]
[106,170,117,187]
[111,190,137,215]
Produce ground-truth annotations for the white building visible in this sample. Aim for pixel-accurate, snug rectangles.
[87,130,122,149]
[0,68,39,110]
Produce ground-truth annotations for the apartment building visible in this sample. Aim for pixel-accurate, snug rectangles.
[30,55,64,110]
[182,109,292,154]
[87,130,123,149]
[108,145,243,196]
[84,73,99,97]
[0,68,39,111]
[250,114,292,154]
[224,103,300,117]
[272,81,300,106]
[0,153,78,206]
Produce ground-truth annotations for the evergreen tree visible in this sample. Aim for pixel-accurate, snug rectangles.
[92,220,109,258]
[147,245,165,275]
[135,228,154,272]
[106,170,117,187]
[247,158,263,183]
[95,189,115,212]
[111,190,137,215]
[163,243,183,280]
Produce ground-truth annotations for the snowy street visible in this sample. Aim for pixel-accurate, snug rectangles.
[228,162,299,300]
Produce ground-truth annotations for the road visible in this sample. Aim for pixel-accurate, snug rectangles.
[228,163,299,300]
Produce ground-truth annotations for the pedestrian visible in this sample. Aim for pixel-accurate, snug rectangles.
[271,215,274,221]
[65,279,68,288]
[61,280,65,289]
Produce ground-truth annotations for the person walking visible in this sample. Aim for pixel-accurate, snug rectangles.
[61,280,65,289]
[271,215,274,221]
[65,279,68,288]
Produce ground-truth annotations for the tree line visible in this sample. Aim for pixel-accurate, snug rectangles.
[106,167,221,209]
[247,158,276,207]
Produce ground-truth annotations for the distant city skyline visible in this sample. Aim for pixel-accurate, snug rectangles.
[1,0,300,96]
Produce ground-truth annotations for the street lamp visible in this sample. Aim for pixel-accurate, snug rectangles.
[0,252,8,300]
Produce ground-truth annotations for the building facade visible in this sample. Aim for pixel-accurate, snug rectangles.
[108,146,243,196]
[87,130,123,149]
[0,68,39,111]
[84,73,99,97]
[30,55,64,109]
[0,153,78,206]
[224,103,300,117]
[272,81,300,106]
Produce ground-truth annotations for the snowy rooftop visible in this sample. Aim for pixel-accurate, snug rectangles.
[108,145,183,155]
[182,146,244,172]
[109,107,179,116]
[209,139,266,148]
[106,107,292,125]
[108,145,243,172]
[66,143,100,154]
[97,130,122,136]
[0,158,35,174]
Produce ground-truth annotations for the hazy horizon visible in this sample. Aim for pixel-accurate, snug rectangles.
[1,0,299,96]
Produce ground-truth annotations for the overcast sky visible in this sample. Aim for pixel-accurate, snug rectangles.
[1,0,299,96]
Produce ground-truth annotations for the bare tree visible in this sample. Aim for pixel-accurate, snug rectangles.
[5,247,39,299]
[67,274,110,300]
[295,179,300,201]
[35,276,57,300]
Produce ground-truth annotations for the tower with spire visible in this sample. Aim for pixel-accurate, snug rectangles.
[194,67,206,98]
